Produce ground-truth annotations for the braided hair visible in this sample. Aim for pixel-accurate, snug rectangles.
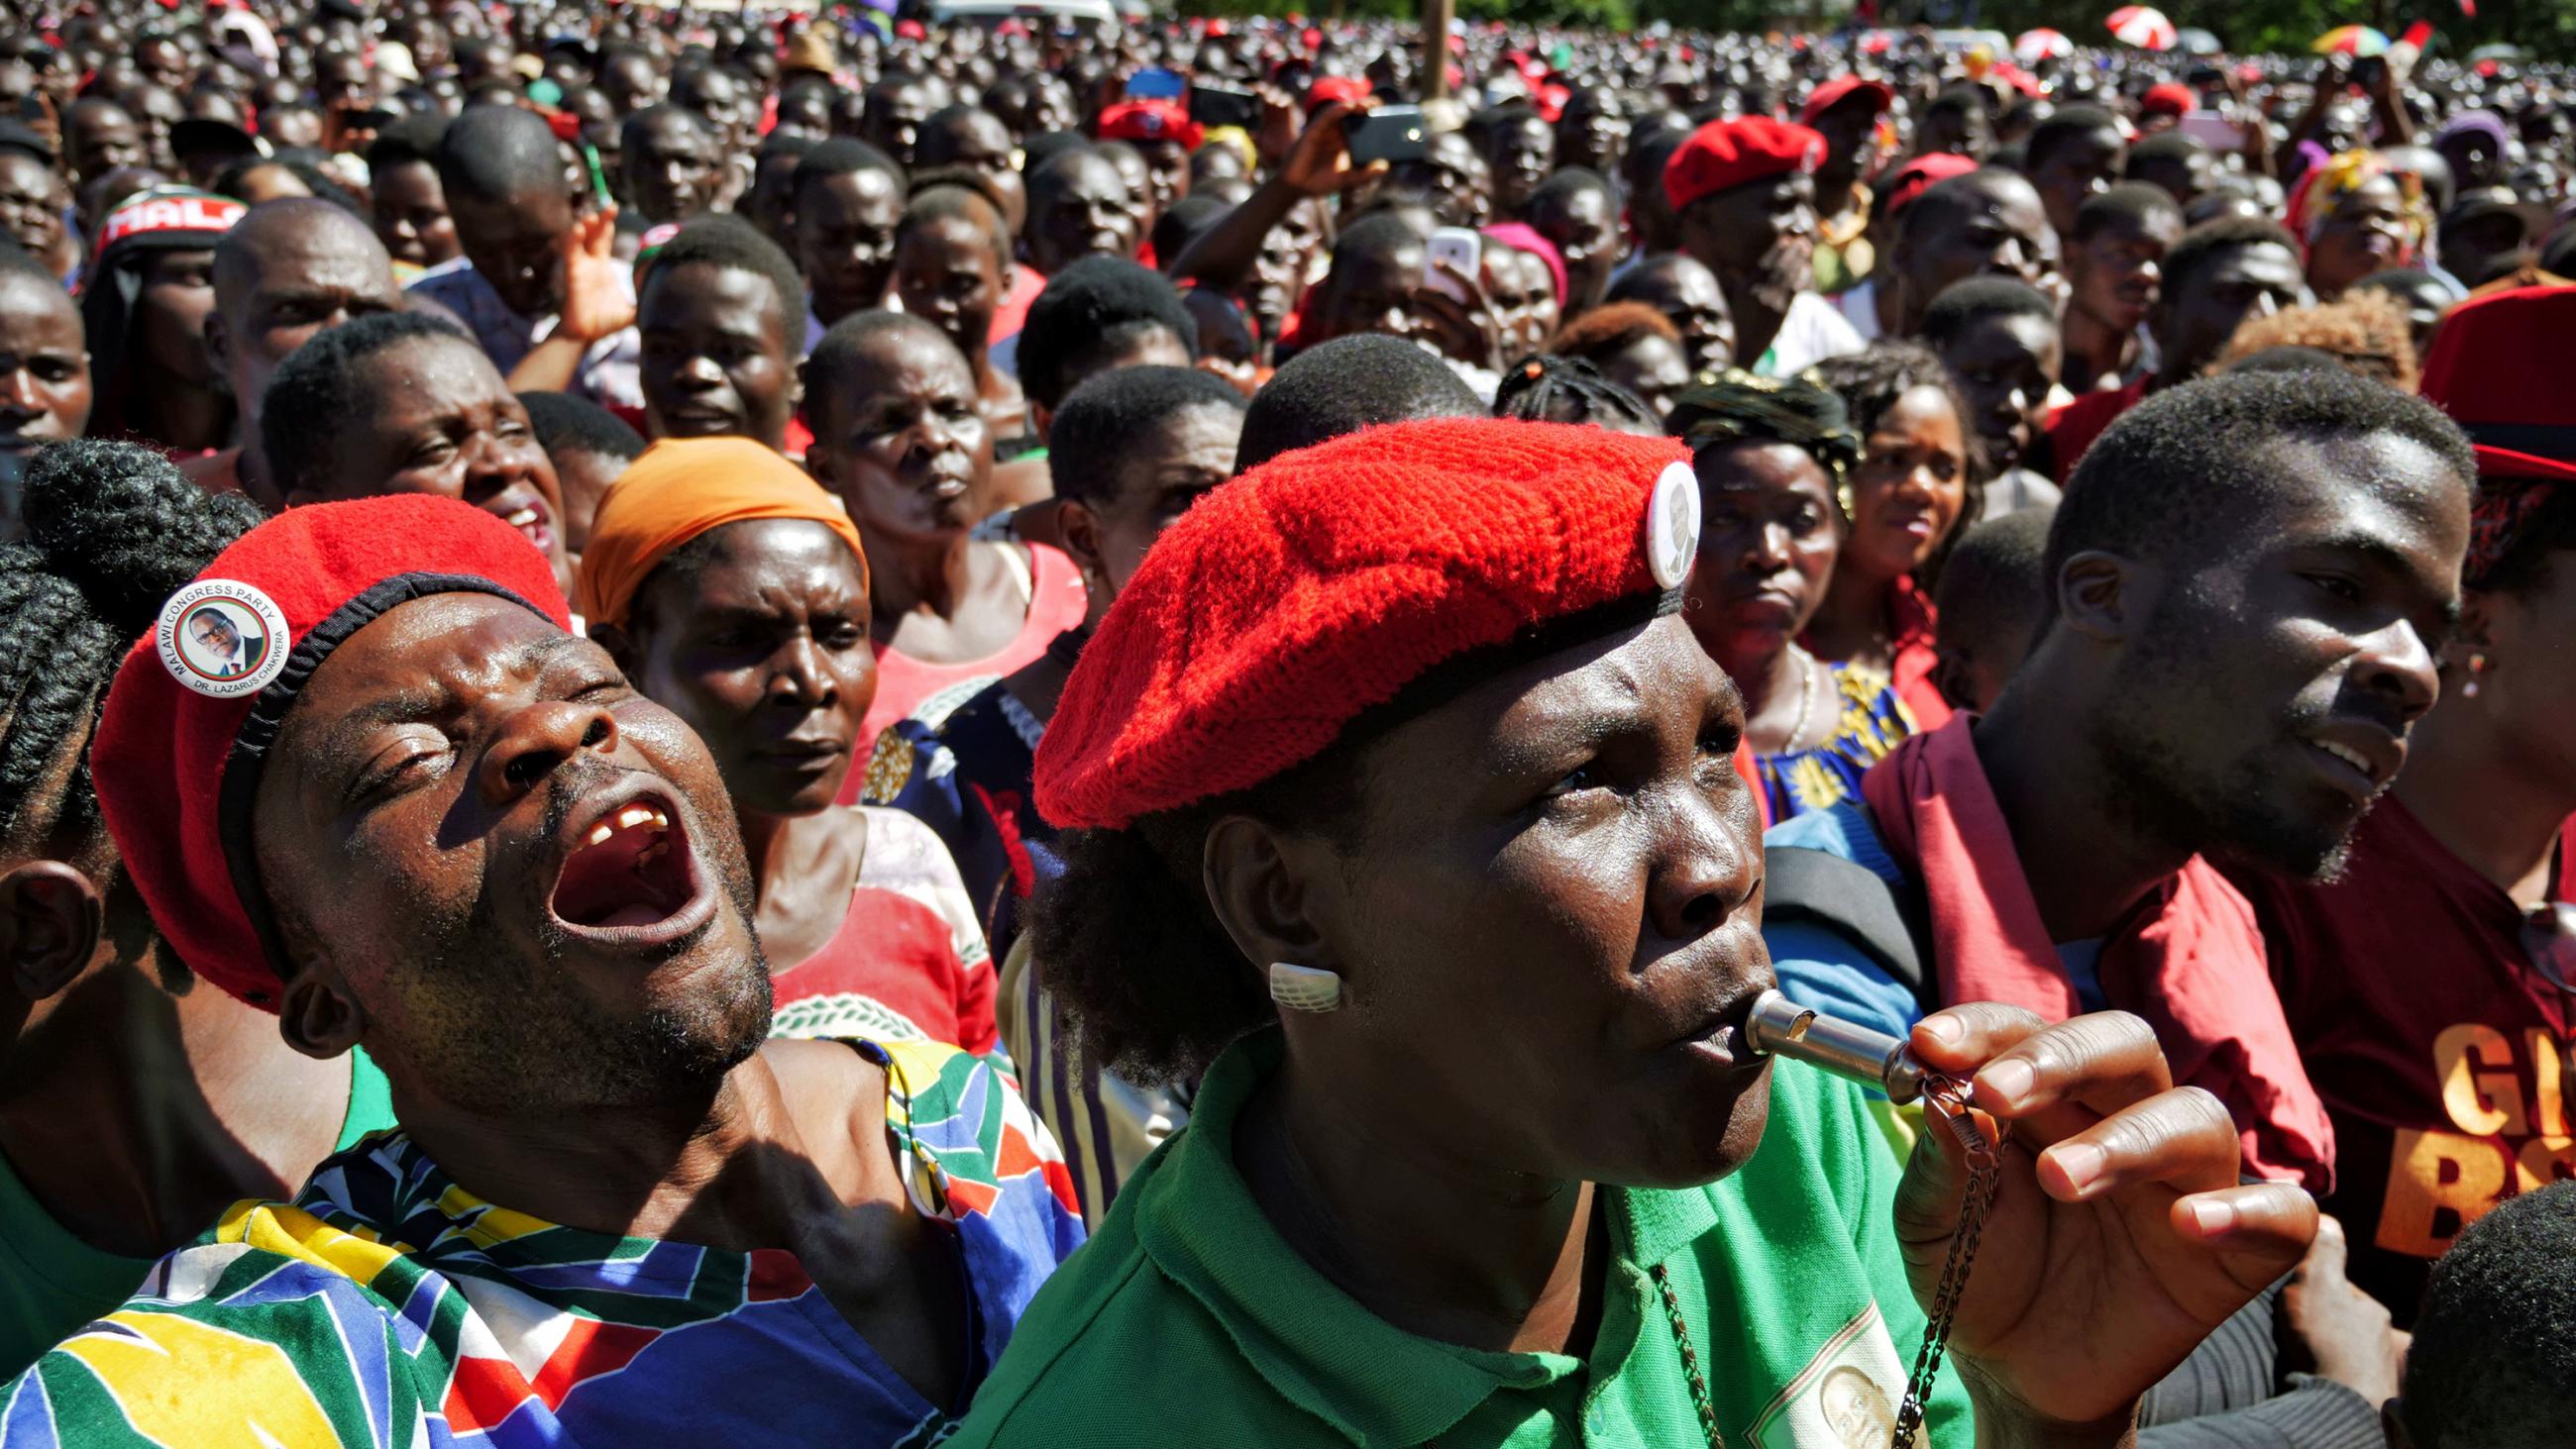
[0,440,261,859]
[1492,354,1660,435]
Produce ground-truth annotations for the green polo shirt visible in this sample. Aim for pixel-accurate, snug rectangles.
[948,1030,1974,1448]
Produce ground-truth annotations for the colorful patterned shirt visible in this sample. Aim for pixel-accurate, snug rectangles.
[1757,661,1918,825]
[2,1040,1085,1448]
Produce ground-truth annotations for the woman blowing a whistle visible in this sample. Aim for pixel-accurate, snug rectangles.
[943,419,2317,1449]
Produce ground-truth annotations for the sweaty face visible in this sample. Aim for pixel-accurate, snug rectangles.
[69,107,146,181]
[1533,184,1619,309]
[0,153,65,266]
[1290,612,1772,1189]
[2069,212,2182,335]
[2163,242,2307,378]
[446,184,575,319]
[1844,384,1970,582]
[1935,311,2062,475]
[2093,433,2467,881]
[223,221,403,414]
[1682,171,1817,314]
[312,337,569,574]
[807,330,995,543]
[1069,401,1238,598]
[1623,259,1736,375]
[0,276,90,456]
[256,594,769,1114]
[1320,238,1431,350]
[622,520,875,818]
[1903,180,2055,303]
[1026,155,1140,275]
[371,158,460,269]
[797,167,903,327]
[1683,440,1840,678]
[639,261,797,453]
[628,114,720,226]
[1134,140,1190,219]
[893,216,1001,364]
[864,83,935,168]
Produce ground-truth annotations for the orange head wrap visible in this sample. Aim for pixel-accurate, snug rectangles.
[575,437,868,629]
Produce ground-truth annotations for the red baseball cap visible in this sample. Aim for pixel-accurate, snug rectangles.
[91,496,572,1010]
[1098,99,1205,152]
[1035,420,1699,829]
[1880,153,1980,219]
[1663,116,1827,213]
[2142,82,2196,117]
[1304,74,1371,111]
[1799,74,1894,126]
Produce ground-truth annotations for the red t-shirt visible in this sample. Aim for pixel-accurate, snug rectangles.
[769,883,999,1055]
[2234,798,2576,1323]
[2045,378,2147,483]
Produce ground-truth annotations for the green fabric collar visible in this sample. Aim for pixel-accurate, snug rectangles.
[1129,1030,1731,1445]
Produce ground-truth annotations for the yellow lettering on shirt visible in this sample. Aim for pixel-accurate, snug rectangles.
[2515,1136,2576,1194]
[2531,1028,2568,1138]
[2434,1023,2524,1135]
[2377,1128,2510,1258]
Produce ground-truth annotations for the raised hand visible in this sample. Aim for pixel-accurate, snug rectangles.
[556,206,635,346]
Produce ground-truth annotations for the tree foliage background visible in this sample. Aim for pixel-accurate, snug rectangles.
[1175,0,2572,64]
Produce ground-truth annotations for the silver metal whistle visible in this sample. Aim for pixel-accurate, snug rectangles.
[1744,988,1928,1104]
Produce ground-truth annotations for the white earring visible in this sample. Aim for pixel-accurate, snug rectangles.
[1268,962,1342,1013]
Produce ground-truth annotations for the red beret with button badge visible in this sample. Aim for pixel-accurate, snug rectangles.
[1034,419,1700,830]
[1662,115,1829,214]
[90,496,572,1011]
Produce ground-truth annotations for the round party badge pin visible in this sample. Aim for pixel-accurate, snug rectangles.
[156,579,291,698]
[1646,461,1701,590]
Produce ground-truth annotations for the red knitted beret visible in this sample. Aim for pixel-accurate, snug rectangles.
[1663,116,1827,214]
[1035,419,1699,830]
[91,496,572,1011]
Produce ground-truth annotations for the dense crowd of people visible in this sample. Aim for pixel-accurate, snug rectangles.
[0,1,2572,1444]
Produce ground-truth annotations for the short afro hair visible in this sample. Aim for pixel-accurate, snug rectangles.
[2215,289,2419,392]
[262,310,475,498]
[2126,131,2209,174]
[2048,369,2474,627]
[803,309,962,427]
[1934,504,2055,660]
[638,213,805,338]
[519,388,646,465]
[1236,333,1481,473]
[1016,256,1198,414]
[1048,364,1245,507]
[2026,105,2123,172]
[2162,214,2302,293]
[2400,1181,2576,1448]
[1920,276,2060,348]
[433,102,569,204]
[792,137,905,214]
[898,180,1011,270]
[2072,181,2183,244]
[1545,300,1681,364]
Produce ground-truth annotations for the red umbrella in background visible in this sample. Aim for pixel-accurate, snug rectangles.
[2105,5,2179,51]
